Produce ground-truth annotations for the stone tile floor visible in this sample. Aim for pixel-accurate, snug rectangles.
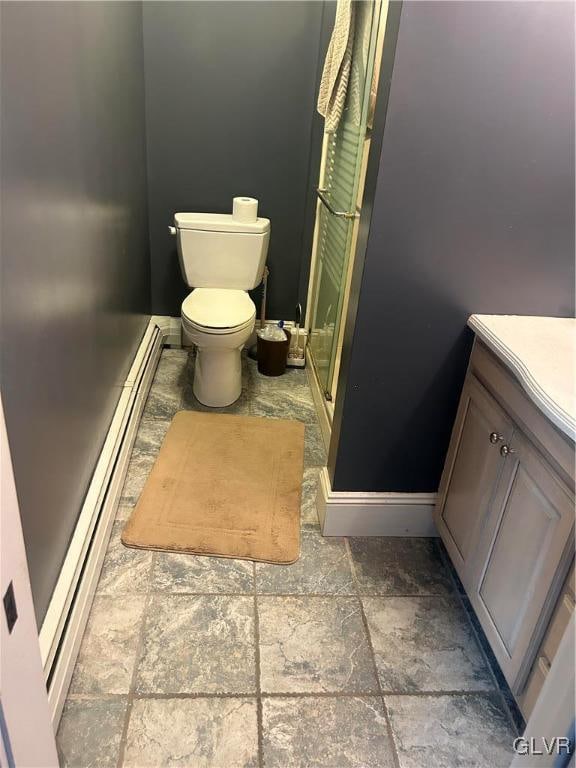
[58,348,522,768]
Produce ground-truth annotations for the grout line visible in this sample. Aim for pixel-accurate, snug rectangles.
[258,689,503,699]
[130,692,259,701]
[134,590,465,598]
[66,688,511,702]
[345,538,402,768]
[95,588,473,599]
[114,558,156,768]
[140,690,384,701]
[435,541,524,736]
[252,561,264,768]
[115,699,134,768]
[371,688,509,698]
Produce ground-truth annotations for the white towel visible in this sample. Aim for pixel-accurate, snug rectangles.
[317,0,356,132]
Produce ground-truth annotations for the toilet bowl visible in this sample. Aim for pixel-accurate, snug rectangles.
[181,288,256,407]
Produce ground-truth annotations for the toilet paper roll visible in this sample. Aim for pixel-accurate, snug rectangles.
[232,197,258,223]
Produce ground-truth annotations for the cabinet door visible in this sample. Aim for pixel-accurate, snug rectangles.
[434,374,514,587]
[468,430,575,690]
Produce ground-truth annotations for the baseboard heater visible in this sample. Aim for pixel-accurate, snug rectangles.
[39,319,168,726]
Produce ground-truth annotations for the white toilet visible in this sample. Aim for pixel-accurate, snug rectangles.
[172,210,270,407]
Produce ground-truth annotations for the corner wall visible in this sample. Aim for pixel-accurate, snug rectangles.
[0,1,151,623]
[143,0,331,320]
[331,0,575,493]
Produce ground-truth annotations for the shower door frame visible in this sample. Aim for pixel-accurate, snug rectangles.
[306,0,389,432]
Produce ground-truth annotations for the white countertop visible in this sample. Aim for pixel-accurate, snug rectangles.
[468,315,576,440]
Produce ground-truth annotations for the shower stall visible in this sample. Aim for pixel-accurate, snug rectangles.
[306,0,387,436]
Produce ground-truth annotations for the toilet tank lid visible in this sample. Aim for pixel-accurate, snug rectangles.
[174,212,270,234]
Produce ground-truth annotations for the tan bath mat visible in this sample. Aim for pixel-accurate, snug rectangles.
[122,411,305,564]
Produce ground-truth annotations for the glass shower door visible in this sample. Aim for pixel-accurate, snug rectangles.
[308,0,381,400]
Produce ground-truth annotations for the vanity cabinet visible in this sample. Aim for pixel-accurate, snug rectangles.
[436,374,514,583]
[435,341,575,713]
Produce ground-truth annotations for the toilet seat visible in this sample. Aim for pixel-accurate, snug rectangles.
[182,288,256,335]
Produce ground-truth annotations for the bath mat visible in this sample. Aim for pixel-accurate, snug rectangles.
[122,411,305,564]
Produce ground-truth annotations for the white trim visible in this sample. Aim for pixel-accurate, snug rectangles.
[41,317,170,726]
[1,399,59,765]
[150,314,181,347]
[316,467,438,537]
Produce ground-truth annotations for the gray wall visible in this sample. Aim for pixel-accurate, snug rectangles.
[331,1,575,493]
[143,1,328,320]
[0,2,151,623]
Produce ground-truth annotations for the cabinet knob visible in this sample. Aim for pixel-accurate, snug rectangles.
[500,444,515,457]
[489,432,504,444]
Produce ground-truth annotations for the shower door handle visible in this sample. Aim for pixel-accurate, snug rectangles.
[316,188,359,220]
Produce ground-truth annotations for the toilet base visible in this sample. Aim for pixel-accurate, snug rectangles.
[193,345,243,407]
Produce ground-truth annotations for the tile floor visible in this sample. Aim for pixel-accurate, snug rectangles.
[58,348,522,768]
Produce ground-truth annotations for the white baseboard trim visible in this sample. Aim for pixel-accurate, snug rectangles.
[316,468,438,537]
[42,316,172,727]
[160,315,307,357]
[150,314,181,346]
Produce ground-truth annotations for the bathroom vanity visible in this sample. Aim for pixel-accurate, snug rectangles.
[435,315,575,720]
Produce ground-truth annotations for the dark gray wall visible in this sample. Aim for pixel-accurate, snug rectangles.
[331,0,575,493]
[0,2,151,623]
[143,1,328,320]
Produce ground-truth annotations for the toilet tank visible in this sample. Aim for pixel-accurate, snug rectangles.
[174,212,270,290]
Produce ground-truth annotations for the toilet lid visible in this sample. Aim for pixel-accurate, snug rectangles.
[182,289,255,330]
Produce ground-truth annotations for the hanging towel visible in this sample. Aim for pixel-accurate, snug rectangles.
[317,0,356,132]
[347,0,372,128]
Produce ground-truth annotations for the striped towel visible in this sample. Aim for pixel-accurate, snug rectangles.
[317,0,356,132]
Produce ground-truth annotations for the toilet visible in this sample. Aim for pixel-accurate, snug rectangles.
[171,210,270,407]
